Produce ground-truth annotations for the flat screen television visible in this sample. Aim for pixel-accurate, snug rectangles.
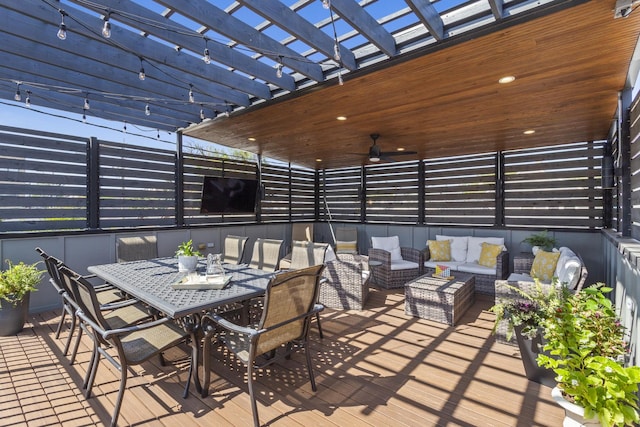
[200,176,259,214]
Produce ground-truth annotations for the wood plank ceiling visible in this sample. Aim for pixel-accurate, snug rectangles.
[2,1,640,169]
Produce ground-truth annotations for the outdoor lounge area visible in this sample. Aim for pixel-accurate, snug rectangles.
[3,0,640,426]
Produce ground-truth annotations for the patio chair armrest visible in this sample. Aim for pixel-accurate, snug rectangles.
[401,247,422,264]
[101,316,173,340]
[368,248,391,265]
[99,298,140,311]
[202,312,258,337]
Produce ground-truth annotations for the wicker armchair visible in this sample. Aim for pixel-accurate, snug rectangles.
[368,246,422,289]
[320,253,370,310]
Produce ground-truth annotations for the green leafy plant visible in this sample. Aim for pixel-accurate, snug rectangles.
[175,239,201,257]
[537,284,640,427]
[490,279,561,341]
[522,230,557,251]
[0,260,43,307]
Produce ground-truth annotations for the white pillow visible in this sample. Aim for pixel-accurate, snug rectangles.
[556,249,581,288]
[436,235,468,262]
[466,236,504,263]
[371,236,403,261]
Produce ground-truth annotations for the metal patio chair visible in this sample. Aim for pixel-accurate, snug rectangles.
[200,265,325,427]
[222,235,250,264]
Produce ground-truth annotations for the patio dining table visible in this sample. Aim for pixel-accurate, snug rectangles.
[87,257,274,396]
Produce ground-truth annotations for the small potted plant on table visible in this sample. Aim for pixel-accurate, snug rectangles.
[176,239,201,273]
[0,260,43,336]
[537,284,640,427]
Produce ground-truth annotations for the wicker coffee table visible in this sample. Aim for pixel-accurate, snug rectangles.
[404,272,475,326]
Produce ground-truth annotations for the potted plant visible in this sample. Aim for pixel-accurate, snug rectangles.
[176,239,201,272]
[522,230,558,253]
[537,284,640,427]
[490,279,560,387]
[0,260,43,336]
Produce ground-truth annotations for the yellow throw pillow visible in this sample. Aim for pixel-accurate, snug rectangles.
[478,242,503,268]
[530,250,561,281]
[428,239,451,261]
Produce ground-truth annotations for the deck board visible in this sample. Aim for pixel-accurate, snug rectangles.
[0,289,563,426]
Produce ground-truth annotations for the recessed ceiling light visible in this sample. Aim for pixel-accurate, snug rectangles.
[397,147,405,151]
[336,116,347,121]
[499,76,516,84]
[315,158,322,162]
[523,129,535,135]
[247,137,256,141]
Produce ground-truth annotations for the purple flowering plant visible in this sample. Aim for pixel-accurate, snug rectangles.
[490,279,560,341]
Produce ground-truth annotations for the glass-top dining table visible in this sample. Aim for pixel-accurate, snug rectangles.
[88,257,274,396]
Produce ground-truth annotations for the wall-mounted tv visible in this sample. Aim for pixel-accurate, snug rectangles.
[200,176,259,214]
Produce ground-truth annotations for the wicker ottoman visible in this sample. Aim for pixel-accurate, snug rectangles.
[404,273,475,326]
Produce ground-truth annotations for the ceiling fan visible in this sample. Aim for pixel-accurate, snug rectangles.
[365,133,417,162]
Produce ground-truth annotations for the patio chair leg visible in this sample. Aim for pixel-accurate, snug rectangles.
[54,308,67,339]
[84,343,100,397]
[62,314,77,356]
[247,363,260,427]
[184,348,194,399]
[304,340,317,392]
[315,313,323,339]
[69,324,83,365]
[110,367,128,427]
[201,332,212,398]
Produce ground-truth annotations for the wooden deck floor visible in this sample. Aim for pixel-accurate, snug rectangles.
[0,289,564,426]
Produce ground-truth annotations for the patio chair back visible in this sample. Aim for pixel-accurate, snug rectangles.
[256,264,324,356]
[335,227,358,254]
[292,223,314,242]
[116,235,157,262]
[223,235,249,264]
[248,238,283,272]
[289,241,329,269]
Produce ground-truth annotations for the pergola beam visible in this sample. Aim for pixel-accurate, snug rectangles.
[327,0,397,58]
[236,0,358,71]
[405,0,445,41]
[155,0,325,82]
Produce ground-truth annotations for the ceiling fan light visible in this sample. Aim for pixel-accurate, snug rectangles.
[369,156,380,162]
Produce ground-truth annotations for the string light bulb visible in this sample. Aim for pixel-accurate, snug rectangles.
[14,83,21,101]
[123,121,127,133]
[199,108,205,120]
[203,39,211,64]
[188,85,195,103]
[25,91,31,108]
[102,15,111,38]
[57,10,67,40]
[145,103,150,116]
[322,0,331,9]
[338,71,343,86]
[82,109,87,123]
[157,129,160,139]
[83,96,90,110]
[333,42,341,61]
[276,56,284,78]
[138,57,145,81]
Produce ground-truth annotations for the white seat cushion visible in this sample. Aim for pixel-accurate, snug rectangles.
[436,235,469,262]
[506,272,536,282]
[466,236,505,263]
[372,236,403,261]
[390,260,419,271]
[424,260,464,271]
[457,262,496,276]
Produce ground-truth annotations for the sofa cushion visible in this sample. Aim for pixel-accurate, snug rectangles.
[390,260,420,271]
[336,240,357,254]
[478,242,503,268]
[466,236,505,263]
[427,239,451,261]
[424,260,464,270]
[458,262,497,276]
[436,235,468,262]
[555,247,582,288]
[530,250,561,282]
[372,236,402,261]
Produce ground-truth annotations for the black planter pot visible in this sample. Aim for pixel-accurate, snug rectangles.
[514,324,556,388]
[0,293,30,336]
